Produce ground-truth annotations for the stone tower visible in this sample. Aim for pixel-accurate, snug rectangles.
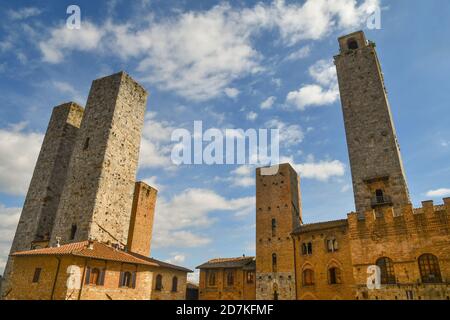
[255,163,301,300]
[50,72,148,247]
[334,31,410,217]
[127,182,157,256]
[2,102,84,294]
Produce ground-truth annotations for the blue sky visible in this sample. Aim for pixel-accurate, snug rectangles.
[1,0,449,281]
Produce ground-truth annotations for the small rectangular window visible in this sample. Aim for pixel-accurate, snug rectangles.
[32,268,42,283]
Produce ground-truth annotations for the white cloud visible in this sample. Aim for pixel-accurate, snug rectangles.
[152,189,254,248]
[37,0,379,101]
[0,204,21,274]
[285,45,311,61]
[282,156,345,181]
[138,113,176,169]
[39,21,105,63]
[8,7,42,20]
[286,59,339,110]
[246,111,258,121]
[260,96,276,109]
[165,253,186,265]
[231,165,255,188]
[440,140,449,148]
[426,188,450,198]
[265,119,304,147]
[224,88,240,99]
[0,123,43,195]
[188,270,200,284]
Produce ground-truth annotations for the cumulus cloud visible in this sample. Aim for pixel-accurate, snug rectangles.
[138,112,177,169]
[285,45,311,61]
[152,189,254,248]
[282,155,345,181]
[0,123,43,196]
[0,204,21,274]
[286,59,339,110]
[37,0,379,101]
[165,253,186,265]
[7,7,42,20]
[426,188,450,198]
[246,111,258,121]
[260,96,276,110]
[265,119,304,147]
[224,88,240,99]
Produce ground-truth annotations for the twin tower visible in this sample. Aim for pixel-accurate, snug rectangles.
[4,72,157,284]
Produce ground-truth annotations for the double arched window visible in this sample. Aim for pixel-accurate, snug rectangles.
[302,269,314,286]
[376,257,396,284]
[326,238,338,252]
[418,254,442,283]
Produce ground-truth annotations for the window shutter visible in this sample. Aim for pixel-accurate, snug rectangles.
[99,269,106,286]
[131,272,137,289]
[334,240,339,251]
[85,267,91,285]
[119,271,124,287]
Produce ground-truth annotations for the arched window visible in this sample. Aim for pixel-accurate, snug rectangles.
[272,253,277,272]
[302,269,314,286]
[376,257,396,284]
[171,276,178,292]
[89,268,100,285]
[328,267,342,284]
[155,274,163,291]
[226,270,234,286]
[375,189,384,203]
[208,271,216,286]
[418,254,442,283]
[271,218,277,237]
[326,238,338,252]
[347,38,359,50]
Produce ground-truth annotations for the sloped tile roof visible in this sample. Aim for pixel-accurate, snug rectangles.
[12,241,156,267]
[129,252,193,273]
[292,219,348,234]
[196,256,255,269]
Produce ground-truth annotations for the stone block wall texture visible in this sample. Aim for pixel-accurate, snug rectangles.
[1,102,84,296]
[255,163,301,300]
[150,268,188,300]
[334,31,410,216]
[198,268,256,300]
[293,222,355,300]
[127,182,157,256]
[348,199,450,300]
[50,72,148,247]
[5,256,155,300]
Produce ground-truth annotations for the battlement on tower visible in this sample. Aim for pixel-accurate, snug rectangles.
[347,197,450,239]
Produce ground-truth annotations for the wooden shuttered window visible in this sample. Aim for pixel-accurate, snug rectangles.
[85,267,91,285]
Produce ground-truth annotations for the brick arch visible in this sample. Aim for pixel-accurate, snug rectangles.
[299,292,318,300]
[300,261,314,270]
[326,258,343,269]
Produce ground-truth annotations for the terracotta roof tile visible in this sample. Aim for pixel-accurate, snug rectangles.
[196,256,255,269]
[12,241,158,267]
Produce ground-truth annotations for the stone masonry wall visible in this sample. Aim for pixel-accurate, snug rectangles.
[1,102,83,297]
[50,72,148,247]
[334,31,410,215]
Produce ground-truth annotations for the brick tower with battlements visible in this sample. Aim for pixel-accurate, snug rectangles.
[255,163,302,300]
[50,72,148,247]
[334,31,410,217]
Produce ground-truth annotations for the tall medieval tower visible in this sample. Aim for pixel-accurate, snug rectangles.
[50,72,148,247]
[334,31,410,217]
[2,102,84,293]
[255,163,302,300]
